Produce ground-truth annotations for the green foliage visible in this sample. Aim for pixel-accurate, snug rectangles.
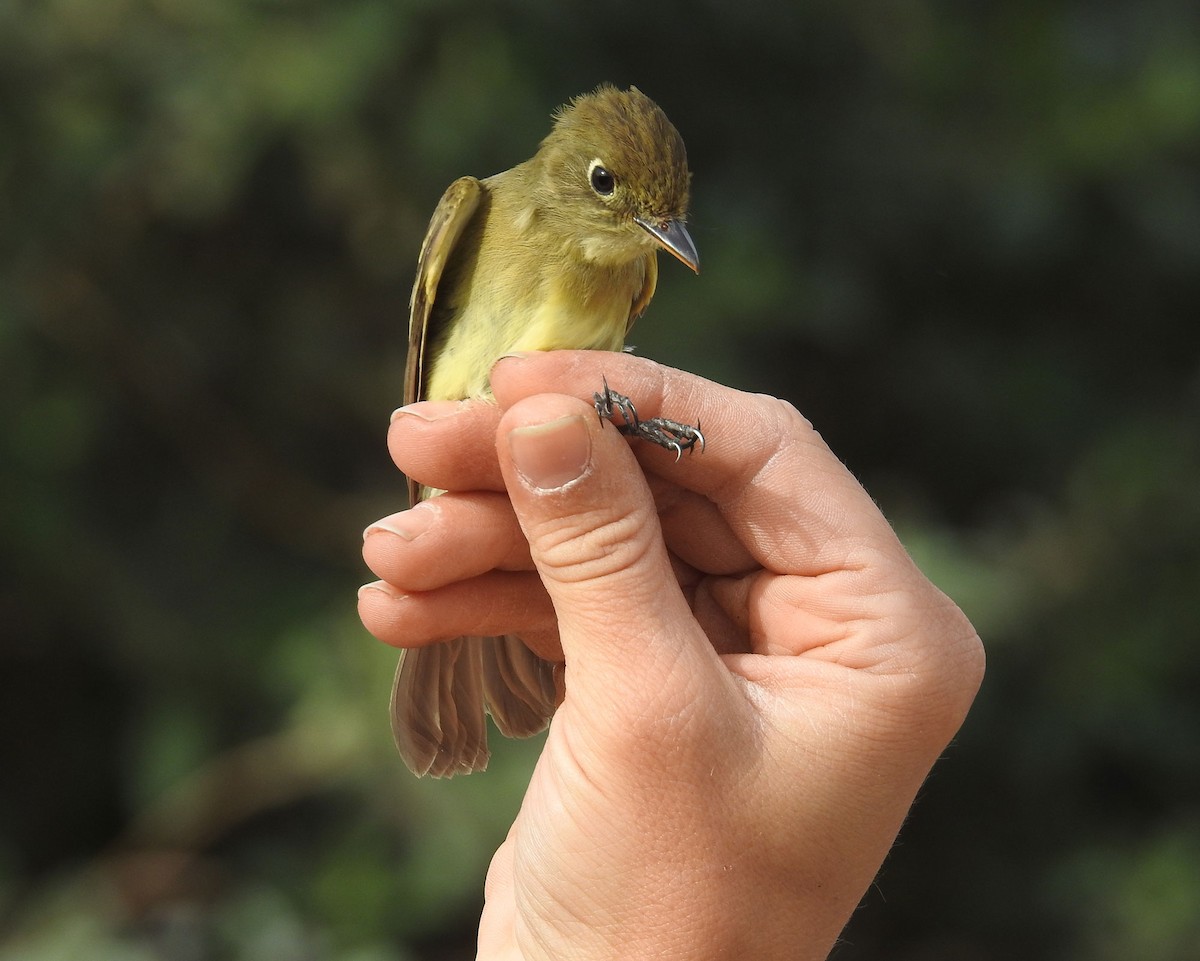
[3,1,1198,959]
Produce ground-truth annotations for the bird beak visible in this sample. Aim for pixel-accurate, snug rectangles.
[635,216,700,273]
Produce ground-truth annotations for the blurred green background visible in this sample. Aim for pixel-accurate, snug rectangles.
[3,1,1199,958]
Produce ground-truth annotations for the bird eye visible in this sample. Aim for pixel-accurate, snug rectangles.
[588,160,615,196]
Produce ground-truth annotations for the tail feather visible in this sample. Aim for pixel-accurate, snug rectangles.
[390,635,556,777]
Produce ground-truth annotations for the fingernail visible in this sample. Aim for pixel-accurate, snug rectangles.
[508,415,591,491]
[357,580,394,598]
[490,351,537,378]
[391,400,465,423]
[363,504,436,542]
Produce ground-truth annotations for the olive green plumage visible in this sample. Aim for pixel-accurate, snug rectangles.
[393,84,698,777]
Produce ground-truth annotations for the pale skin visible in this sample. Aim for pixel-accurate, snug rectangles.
[359,351,985,961]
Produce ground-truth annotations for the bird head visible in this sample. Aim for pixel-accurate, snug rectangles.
[536,84,698,272]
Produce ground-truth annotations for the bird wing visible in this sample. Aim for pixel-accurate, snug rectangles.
[626,250,659,335]
[395,175,556,777]
[405,175,484,507]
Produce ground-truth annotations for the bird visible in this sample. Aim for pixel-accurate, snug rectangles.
[392,83,700,776]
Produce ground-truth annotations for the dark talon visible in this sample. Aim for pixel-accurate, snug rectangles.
[592,379,705,458]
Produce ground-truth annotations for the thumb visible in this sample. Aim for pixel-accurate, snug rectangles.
[497,393,710,711]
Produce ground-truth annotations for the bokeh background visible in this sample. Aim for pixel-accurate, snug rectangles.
[3,1,1199,958]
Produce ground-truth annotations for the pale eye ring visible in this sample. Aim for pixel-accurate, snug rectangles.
[588,159,615,196]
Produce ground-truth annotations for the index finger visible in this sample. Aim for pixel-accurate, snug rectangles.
[489,351,906,576]
[387,398,507,495]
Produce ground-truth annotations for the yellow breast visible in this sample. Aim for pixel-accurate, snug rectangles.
[424,256,645,401]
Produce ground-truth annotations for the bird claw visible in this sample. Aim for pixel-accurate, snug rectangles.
[593,378,705,461]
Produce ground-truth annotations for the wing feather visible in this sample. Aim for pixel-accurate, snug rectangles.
[404,176,485,507]
[626,251,658,335]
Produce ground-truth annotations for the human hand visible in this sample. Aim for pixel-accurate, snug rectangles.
[359,351,984,961]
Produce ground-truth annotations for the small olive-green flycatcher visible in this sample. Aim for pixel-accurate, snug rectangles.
[392,84,700,777]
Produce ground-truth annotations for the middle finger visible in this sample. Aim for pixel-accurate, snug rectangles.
[363,491,532,591]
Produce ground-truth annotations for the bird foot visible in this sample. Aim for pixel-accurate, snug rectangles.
[593,378,705,462]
